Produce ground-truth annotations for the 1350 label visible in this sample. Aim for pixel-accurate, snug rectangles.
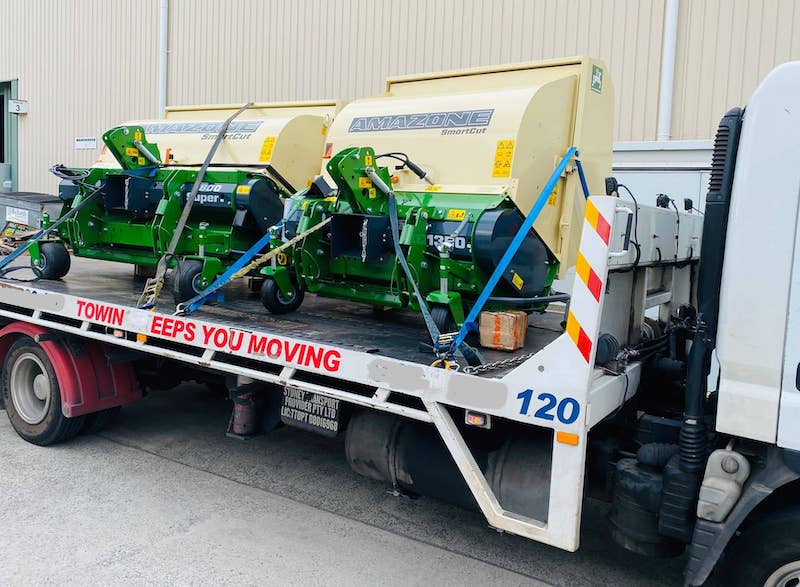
[426,233,467,250]
[517,389,580,424]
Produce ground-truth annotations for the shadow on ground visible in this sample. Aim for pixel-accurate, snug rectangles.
[89,384,687,587]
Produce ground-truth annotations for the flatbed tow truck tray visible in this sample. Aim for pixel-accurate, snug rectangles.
[7,257,564,374]
[0,195,653,554]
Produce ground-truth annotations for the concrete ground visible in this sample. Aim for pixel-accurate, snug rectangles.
[0,384,687,586]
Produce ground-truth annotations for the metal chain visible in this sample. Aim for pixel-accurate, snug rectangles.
[463,351,536,375]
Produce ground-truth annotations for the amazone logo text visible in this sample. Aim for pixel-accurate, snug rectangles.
[348,109,494,133]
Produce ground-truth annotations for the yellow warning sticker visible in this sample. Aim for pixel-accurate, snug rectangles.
[358,177,372,188]
[125,147,139,157]
[368,188,377,199]
[364,154,373,166]
[492,139,515,178]
[511,272,524,290]
[236,185,251,195]
[446,209,467,221]
[258,136,277,162]
[137,157,145,165]
[134,131,142,141]
[425,185,442,192]
[548,184,558,206]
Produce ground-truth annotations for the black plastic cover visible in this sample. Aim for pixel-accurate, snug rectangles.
[234,177,284,234]
[473,208,550,297]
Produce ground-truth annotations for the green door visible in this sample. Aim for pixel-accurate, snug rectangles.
[0,80,19,191]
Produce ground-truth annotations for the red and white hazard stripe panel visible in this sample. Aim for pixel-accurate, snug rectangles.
[565,198,615,364]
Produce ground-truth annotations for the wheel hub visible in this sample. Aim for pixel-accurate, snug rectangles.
[765,561,800,587]
[10,353,52,425]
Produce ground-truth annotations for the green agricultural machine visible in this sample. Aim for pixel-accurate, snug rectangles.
[33,102,337,303]
[260,146,561,331]
[257,58,614,333]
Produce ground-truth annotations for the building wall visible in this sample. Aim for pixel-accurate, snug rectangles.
[0,0,160,193]
[1,0,798,193]
[672,0,800,139]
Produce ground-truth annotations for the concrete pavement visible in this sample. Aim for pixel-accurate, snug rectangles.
[0,384,686,586]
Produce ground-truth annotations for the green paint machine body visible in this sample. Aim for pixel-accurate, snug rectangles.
[261,147,559,329]
[44,125,285,299]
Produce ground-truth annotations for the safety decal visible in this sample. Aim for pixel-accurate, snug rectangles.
[575,252,602,301]
[565,310,592,362]
[259,136,276,162]
[492,139,515,178]
[585,200,611,244]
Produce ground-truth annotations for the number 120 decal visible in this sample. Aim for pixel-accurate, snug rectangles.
[517,389,581,424]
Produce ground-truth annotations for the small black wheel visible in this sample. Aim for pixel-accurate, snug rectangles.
[431,304,458,334]
[722,506,800,587]
[31,241,71,280]
[81,406,121,435]
[2,336,85,445]
[172,259,206,304]
[260,276,304,314]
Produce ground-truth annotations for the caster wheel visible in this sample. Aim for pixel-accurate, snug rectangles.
[31,242,71,280]
[172,259,206,304]
[260,276,304,314]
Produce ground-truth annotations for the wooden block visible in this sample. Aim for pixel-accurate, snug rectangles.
[478,310,528,351]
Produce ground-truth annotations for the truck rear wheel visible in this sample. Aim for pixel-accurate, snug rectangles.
[723,507,800,587]
[31,242,71,280]
[1,337,85,445]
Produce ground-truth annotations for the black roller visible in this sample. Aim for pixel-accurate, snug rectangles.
[235,177,284,234]
[473,207,551,297]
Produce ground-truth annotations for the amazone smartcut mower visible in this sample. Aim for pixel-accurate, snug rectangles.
[29,101,338,303]
[257,58,614,335]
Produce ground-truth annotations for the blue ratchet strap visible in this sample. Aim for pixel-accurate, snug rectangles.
[575,157,590,200]
[451,147,587,351]
[123,165,160,178]
[174,228,276,315]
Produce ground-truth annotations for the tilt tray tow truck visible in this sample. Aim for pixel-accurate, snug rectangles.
[0,58,798,586]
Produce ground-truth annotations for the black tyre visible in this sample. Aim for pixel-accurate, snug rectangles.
[722,507,800,587]
[172,259,205,304]
[431,304,456,334]
[260,276,304,314]
[81,406,121,435]
[1,337,85,445]
[31,241,71,280]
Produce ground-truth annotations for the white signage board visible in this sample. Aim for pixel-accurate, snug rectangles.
[74,137,97,150]
[7,100,28,114]
[6,206,30,225]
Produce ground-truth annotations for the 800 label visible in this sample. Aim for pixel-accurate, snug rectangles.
[517,389,581,424]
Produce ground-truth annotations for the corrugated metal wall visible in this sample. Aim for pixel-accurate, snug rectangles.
[1,0,799,192]
[0,0,160,193]
[168,0,666,143]
[672,0,800,139]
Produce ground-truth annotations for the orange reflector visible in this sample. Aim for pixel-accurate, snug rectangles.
[391,175,400,184]
[136,333,148,343]
[466,413,486,427]
[556,431,579,446]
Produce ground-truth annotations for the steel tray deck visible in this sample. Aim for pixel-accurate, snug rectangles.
[6,257,564,371]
